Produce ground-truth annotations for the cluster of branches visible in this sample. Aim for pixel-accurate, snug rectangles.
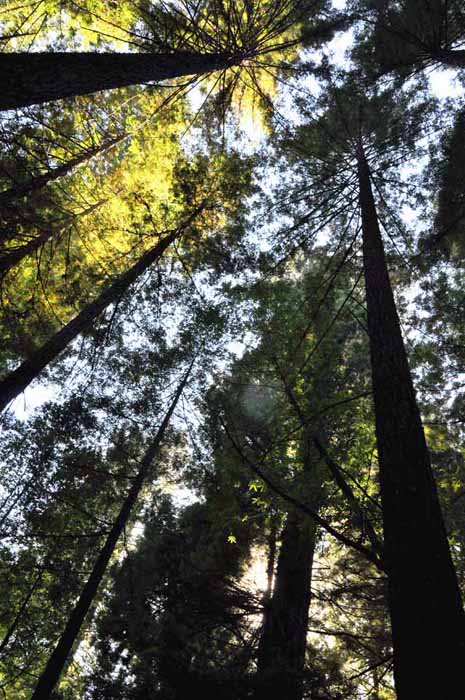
[0,2,465,700]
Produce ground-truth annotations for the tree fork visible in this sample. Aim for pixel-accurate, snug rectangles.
[30,360,194,700]
[357,140,465,699]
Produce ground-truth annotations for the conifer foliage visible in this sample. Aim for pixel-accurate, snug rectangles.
[0,2,465,700]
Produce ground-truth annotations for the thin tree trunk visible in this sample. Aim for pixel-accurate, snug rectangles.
[0,134,125,206]
[272,351,384,564]
[0,200,105,275]
[357,141,465,699]
[0,228,57,275]
[265,522,277,599]
[312,433,383,557]
[256,522,277,679]
[0,570,43,656]
[0,51,239,111]
[0,210,196,412]
[255,507,318,700]
[30,360,194,700]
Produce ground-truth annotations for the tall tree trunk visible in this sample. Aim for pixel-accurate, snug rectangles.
[256,523,277,680]
[255,507,318,700]
[0,570,43,655]
[255,434,324,700]
[0,134,125,207]
[30,360,194,700]
[0,220,187,412]
[357,142,465,699]
[0,51,239,111]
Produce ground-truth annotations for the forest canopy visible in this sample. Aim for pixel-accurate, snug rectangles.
[0,2,465,699]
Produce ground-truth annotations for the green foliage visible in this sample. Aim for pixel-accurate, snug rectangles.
[352,0,465,78]
[0,2,465,699]
[83,495,257,699]
[431,106,465,258]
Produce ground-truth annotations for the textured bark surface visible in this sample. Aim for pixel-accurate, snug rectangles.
[255,439,324,700]
[0,52,235,110]
[358,144,465,699]
[0,229,178,412]
[255,508,318,700]
[30,364,193,700]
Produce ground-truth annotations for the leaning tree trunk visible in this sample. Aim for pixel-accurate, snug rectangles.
[0,227,61,275]
[0,569,43,655]
[357,141,465,700]
[30,360,194,700]
[0,51,239,111]
[0,214,192,413]
[0,134,125,207]
[0,200,104,276]
[255,507,318,700]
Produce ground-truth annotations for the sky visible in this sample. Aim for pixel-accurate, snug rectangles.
[4,5,465,424]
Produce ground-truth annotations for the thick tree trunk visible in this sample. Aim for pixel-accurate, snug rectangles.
[357,143,465,699]
[0,134,124,206]
[255,436,324,700]
[0,227,180,412]
[433,48,465,68]
[255,508,318,700]
[30,361,193,700]
[0,51,237,111]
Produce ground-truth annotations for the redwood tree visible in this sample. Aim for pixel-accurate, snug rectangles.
[279,79,465,698]
[357,137,465,698]
[0,0,337,111]
[30,358,195,700]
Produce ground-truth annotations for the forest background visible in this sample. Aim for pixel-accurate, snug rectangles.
[0,1,465,699]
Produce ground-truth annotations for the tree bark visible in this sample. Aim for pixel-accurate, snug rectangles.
[265,522,277,599]
[357,142,465,699]
[0,225,181,413]
[432,48,465,68]
[0,51,238,111]
[30,360,194,700]
[0,134,125,206]
[255,432,324,700]
[0,228,58,275]
[255,507,318,700]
